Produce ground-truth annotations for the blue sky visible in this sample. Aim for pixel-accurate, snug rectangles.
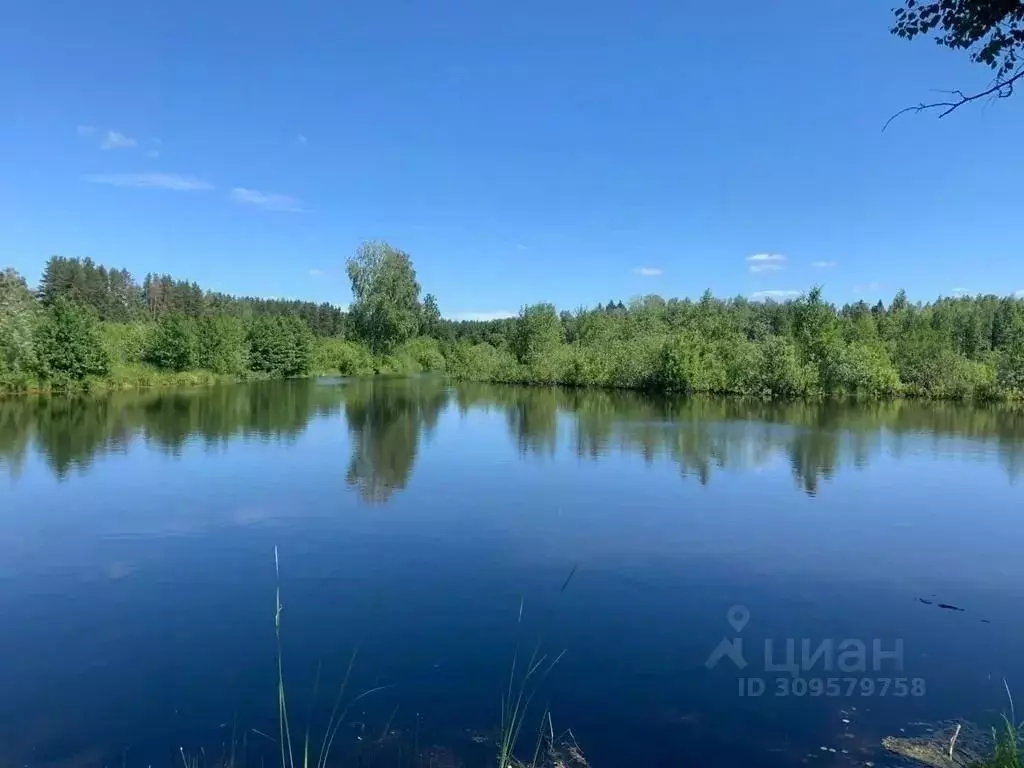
[2,0,1022,319]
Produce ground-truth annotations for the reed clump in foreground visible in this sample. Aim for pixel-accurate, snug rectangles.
[270,549,584,768]
[883,685,1024,768]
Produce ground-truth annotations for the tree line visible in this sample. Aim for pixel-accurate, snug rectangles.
[1,262,323,390]
[448,287,1024,400]
[337,242,1024,400]
[37,255,347,335]
[3,244,1024,400]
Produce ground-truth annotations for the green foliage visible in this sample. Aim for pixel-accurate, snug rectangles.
[389,337,447,373]
[0,268,39,382]
[444,341,511,381]
[8,250,1024,402]
[656,332,727,393]
[37,255,345,335]
[840,343,902,396]
[890,0,1024,121]
[892,0,1023,82]
[752,336,816,399]
[420,293,441,337]
[558,345,607,388]
[105,364,240,392]
[367,338,448,376]
[248,316,314,377]
[313,338,375,375]
[146,314,199,372]
[997,340,1024,394]
[510,304,563,366]
[39,256,143,321]
[983,716,1024,768]
[518,343,572,386]
[602,334,663,389]
[101,322,152,366]
[791,287,848,391]
[346,241,422,353]
[196,315,248,375]
[32,297,110,385]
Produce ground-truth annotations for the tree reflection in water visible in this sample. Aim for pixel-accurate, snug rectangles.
[2,378,1023,496]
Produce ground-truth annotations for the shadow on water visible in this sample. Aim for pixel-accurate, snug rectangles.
[3,378,1024,495]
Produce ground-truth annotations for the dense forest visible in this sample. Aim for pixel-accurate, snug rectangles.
[2,242,1024,400]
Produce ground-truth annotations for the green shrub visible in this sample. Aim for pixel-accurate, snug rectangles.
[510,303,563,365]
[444,342,513,381]
[997,342,1024,394]
[146,314,198,372]
[0,370,35,394]
[376,350,420,374]
[398,337,447,372]
[101,322,152,366]
[602,335,661,389]
[897,337,995,399]
[656,332,728,393]
[841,343,902,396]
[196,315,248,375]
[485,347,526,383]
[752,336,816,399]
[706,336,755,395]
[247,316,314,376]
[376,337,448,375]
[940,357,997,400]
[313,338,375,375]
[0,268,39,379]
[33,297,110,385]
[337,341,375,375]
[559,345,606,387]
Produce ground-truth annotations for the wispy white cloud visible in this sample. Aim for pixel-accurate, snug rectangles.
[747,253,786,273]
[230,187,305,212]
[83,173,214,191]
[515,243,529,252]
[297,135,308,145]
[635,267,663,277]
[812,260,838,268]
[308,268,326,277]
[101,130,138,150]
[447,311,516,322]
[1016,290,1024,298]
[750,289,800,301]
[146,149,161,158]
[76,124,96,137]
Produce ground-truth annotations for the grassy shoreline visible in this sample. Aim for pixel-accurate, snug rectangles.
[4,359,1024,403]
[0,365,272,397]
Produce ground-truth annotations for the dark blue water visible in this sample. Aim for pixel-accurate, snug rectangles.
[2,378,1023,767]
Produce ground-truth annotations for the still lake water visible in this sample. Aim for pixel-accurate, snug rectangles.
[2,377,1024,767]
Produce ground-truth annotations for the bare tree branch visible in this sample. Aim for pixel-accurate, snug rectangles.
[883,67,1024,131]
